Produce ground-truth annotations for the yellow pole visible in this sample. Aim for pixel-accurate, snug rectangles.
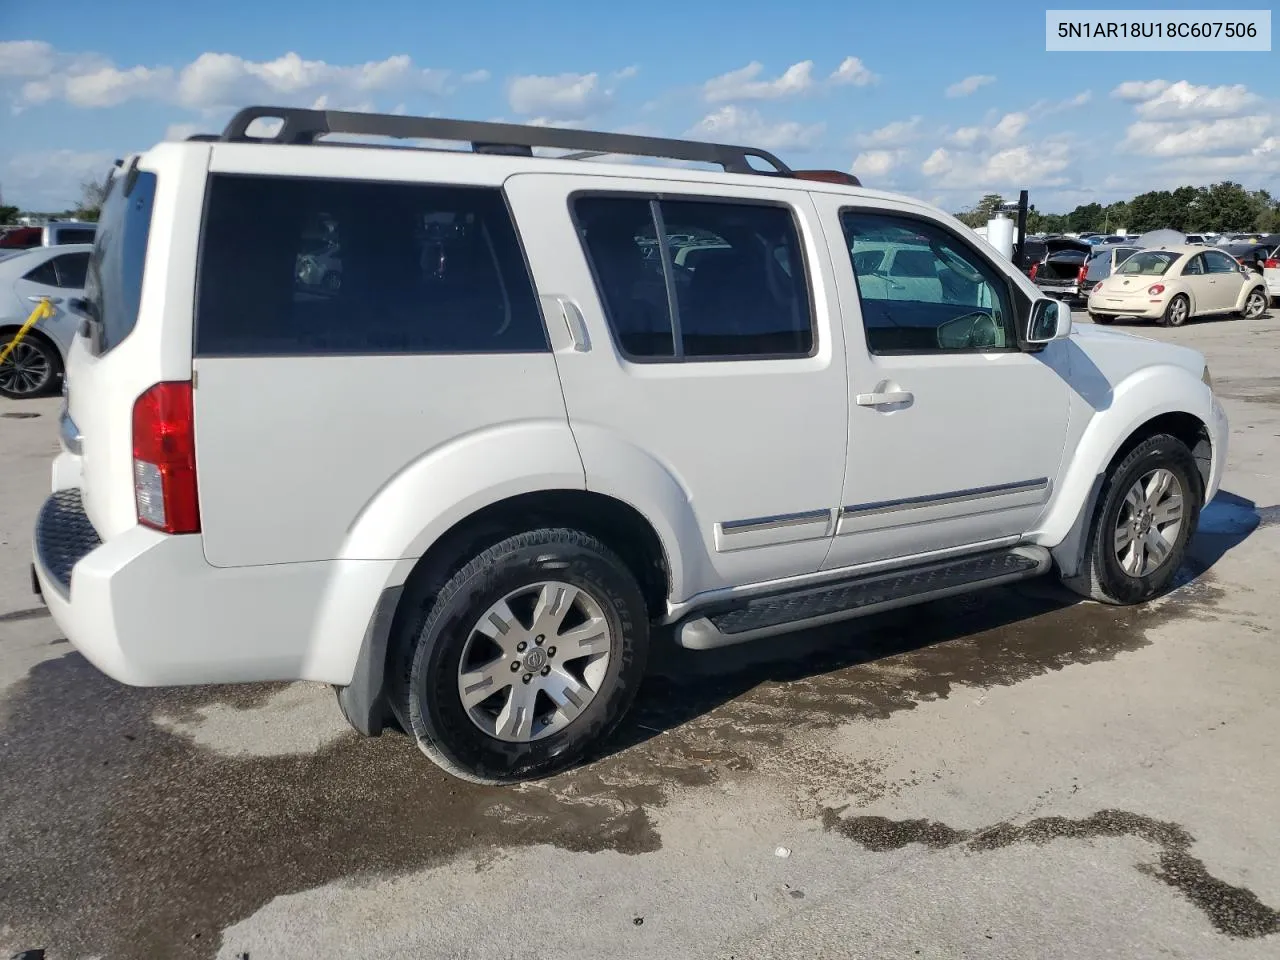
[0,298,56,367]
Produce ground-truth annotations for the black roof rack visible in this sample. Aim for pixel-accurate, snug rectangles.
[213,105,796,177]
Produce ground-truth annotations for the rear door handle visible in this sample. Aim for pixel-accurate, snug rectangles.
[856,391,913,406]
[547,295,590,352]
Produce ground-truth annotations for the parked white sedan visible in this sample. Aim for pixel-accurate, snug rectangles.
[0,243,92,398]
[1088,245,1269,327]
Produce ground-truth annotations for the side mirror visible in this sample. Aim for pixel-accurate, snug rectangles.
[1024,298,1071,348]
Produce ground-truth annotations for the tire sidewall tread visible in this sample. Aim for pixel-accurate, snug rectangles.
[390,528,650,785]
[1065,434,1203,604]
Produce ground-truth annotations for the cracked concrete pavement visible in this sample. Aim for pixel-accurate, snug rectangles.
[1,312,1278,959]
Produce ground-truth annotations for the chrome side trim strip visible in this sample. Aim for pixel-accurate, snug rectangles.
[720,508,832,535]
[666,534,1022,623]
[841,478,1049,518]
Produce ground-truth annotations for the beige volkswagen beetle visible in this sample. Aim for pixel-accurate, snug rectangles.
[1088,244,1270,327]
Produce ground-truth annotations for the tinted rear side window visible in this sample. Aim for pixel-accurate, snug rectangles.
[574,195,813,361]
[83,171,157,353]
[196,175,546,356]
[58,228,97,244]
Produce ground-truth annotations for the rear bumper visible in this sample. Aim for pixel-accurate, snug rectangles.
[31,489,394,687]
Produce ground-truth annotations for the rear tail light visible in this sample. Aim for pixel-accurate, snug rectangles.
[1266,258,1278,269]
[1029,263,1038,280]
[132,381,200,534]
[1147,284,1165,295]
[1077,265,1087,285]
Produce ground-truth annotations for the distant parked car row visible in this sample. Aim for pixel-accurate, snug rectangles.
[0,221,97,250]
[1088,245,1269,327]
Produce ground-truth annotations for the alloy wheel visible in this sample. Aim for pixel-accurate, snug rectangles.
[1113,468,1184,578]
[457,580,613,743]
[0,341,52,397]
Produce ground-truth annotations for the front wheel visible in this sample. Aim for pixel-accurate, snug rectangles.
[390,528,650,784]
[1241,287,1267,320]
[1062,434,1203,604]
[1161,294,1190,327]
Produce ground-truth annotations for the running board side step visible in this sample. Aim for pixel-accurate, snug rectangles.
[676,546,1051,650]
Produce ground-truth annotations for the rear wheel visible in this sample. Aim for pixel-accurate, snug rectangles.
[1088,312,1114,325]
[1161,294,1190,327]
[1062,434,1203,604]
[0,333,62,399]
[390,528,650,784]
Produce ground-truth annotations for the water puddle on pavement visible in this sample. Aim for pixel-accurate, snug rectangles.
[821,808,1280,939]
[0,567,1232,959]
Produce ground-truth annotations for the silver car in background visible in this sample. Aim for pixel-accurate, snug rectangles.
[0,243,92,399]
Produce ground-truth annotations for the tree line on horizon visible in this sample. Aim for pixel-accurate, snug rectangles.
[956,181,1280,236]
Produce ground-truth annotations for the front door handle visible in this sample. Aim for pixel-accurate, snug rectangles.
[28,295,63,304]
[856,390,913,406]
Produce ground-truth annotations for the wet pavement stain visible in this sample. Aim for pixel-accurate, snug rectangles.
[0,560,1235,959]
[821,808,1280,940]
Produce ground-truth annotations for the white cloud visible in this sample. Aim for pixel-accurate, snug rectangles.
[918,140,1073,190]
[461,69,491,84]
[947,112,1026,147]
[945,74,995,98]
[1132,80,1260,119]
[855,116,922,147]
[3,148,117,210]
[163,122,201,141]
[921,147,951,177]
[1113,79,1171,101]
[703,60,816,102]
[507,72,615,120]
[1122,115,1275,157]
[0,43,471,112]
[613,65,640,81]
[702,57,876,102]
[685,105,824,152]
[829,57,877,87]
[851,149,902,178]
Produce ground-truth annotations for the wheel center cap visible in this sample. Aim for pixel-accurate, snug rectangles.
[523,648,547,672]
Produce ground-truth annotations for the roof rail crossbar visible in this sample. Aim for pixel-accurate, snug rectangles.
[218,105,795,176]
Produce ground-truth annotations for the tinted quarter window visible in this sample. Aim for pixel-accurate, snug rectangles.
[574,197,673,358]
[84,171,157,353]
[54,251,89,288]
[58,228,96,245]
[842,211,1013,355]
[659,199,812,358]
[196,175,546,356]
[22,258,58,286]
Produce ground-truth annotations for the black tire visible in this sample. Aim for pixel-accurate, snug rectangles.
[1161,294,1190,327]
[0,332,62,400]
[1062,434,1203,605]
[1088,312,1114,325]
[1240,286,1267,320]
[389,528,650,784]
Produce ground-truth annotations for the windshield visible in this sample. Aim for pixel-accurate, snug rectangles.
[1117,251,1179,276]
[82,169,157,354]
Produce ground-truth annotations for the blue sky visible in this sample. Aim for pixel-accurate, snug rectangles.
[2,0,1276,212]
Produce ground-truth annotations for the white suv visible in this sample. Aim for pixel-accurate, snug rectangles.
[32,107,1228,783]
